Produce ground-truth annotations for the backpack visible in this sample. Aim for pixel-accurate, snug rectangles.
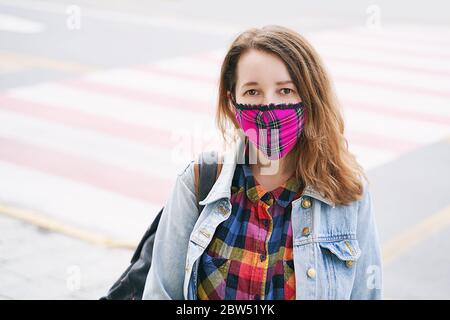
[100,151,223,300]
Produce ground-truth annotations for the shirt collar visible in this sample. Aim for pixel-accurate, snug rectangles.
[241,140,302,208]
[198,136,336,208]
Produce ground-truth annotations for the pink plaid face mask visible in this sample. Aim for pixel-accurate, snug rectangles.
[232,96,307,160]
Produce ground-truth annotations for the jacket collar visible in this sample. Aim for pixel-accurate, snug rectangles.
[198,137,336,208]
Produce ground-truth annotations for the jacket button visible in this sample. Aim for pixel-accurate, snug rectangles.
[307,268,316,278]
[301,198,311,209]
[346,260,354,268]
[218,206,228,216]
[302,227,310,236]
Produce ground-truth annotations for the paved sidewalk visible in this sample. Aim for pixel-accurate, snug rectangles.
[0,214,133,300]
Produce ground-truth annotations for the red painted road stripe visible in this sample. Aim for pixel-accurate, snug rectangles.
[352,29,450,49]
[343,99,450,126]
[335,75,450,99]
[0,95,171,148]
[326,55,450,78]
[0,136,172,205]
[310,36,450,61]
[64,78,215,114]
[133,65,219,84]
[345,130,418,153]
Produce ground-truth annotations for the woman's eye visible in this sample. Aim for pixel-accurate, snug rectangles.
[245,89,258,96]
[281,88,294,95]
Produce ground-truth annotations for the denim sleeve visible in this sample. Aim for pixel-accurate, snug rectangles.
[142,160,198,300]
[350,181,384,299]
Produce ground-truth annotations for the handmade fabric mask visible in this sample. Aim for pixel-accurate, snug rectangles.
[232,97,307,160]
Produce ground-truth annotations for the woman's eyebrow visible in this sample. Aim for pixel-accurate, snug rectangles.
[276,80,294,85]
[241,80,293,88]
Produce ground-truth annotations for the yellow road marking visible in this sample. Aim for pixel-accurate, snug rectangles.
[0,203,138,250]
[382,204,450,266]
[382,135,450,266]
[0,51,99,74]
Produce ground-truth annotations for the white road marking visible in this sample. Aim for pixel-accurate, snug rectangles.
[0,13,44,33]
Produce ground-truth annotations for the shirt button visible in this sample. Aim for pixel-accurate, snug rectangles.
[307,267,316,278]
[260,254,266,262]
[301,198,312,209]
[346,260,354,268]
[302,227,310,236]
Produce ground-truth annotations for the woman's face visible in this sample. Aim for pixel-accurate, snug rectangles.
[234,49,302,105]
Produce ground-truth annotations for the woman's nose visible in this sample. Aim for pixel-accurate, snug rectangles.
[262,94,279,105]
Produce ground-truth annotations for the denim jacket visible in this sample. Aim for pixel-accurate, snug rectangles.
[142,137,383,300]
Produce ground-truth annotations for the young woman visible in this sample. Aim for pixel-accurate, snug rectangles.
[143,25,383,300]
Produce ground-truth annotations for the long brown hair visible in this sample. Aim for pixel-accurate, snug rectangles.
[215,25,368,206]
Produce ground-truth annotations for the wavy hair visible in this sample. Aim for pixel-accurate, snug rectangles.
[215,25,368,205]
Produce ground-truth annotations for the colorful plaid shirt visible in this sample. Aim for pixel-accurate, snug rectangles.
[197,141,302,300]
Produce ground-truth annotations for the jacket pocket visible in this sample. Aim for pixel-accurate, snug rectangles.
[318,239,361,299]
[318,239,361,262]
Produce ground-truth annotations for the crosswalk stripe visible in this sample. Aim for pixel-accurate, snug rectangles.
[134,64,219,85]
[314,44,450,73]
[83,68,219,104]
[349,25,450,48]
[342,99,450,127]
[6,83,215,129]
[313,36,450,62]
[0,13,44,33]
[346,129,418,154]
[0,95,170,148]
[0,136,172,204]
[347,145,396,170]
[327,55,450,78]
[336,84,450,118]
[0,109,202,179]
[310,29,450,59]
[65,78,213,113]
[344,108,450,146]
[330,66,450,95]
